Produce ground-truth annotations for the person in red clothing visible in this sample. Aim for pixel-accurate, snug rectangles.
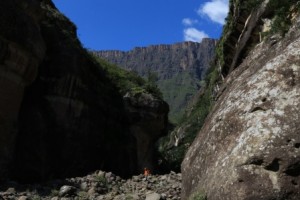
[144,167,150,180]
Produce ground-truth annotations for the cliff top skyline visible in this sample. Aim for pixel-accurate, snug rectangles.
[52,0,228,51]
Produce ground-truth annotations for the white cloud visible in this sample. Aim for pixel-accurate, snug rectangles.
[198,0,229,25]
[184,28,209,42]
[182,18,198,26]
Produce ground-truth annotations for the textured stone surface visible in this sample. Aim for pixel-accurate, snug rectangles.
[145,192,161,200]
[0,170,182,200]
[182,15,300,200]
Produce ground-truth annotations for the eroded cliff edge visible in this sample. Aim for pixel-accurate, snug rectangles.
[182,1,300,199]
[0,0,168,182]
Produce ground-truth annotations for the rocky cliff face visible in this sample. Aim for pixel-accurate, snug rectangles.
[94,40,216,123]
[0,0,46,179]
[182,1,300,199]
[124,92,169,172]
[0,0,168,182]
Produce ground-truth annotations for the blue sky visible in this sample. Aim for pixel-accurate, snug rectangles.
[52,0,229,51]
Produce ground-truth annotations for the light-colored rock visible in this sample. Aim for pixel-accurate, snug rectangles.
[5,187,16,195]
[146,192,161,200]
[87,187,96,195]
[182,11,300,200]
[96,195,105,200]
[80,182,88,191]
[97,171,105,177]
[18,196,28,200]
[59,185,76,197]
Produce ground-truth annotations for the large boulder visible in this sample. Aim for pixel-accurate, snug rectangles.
[182,16,300,200]
[124,92,169,172]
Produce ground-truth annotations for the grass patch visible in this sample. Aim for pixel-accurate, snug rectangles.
[189,191,207,200]
[90,54,163,99]
[158,64,219,171]
[50,189,59,197]
[78,191,89,200]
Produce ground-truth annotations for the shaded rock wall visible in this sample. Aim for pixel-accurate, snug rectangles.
[0,0,168,182]
[182,8,300,200]
[219,0,271,77]
[14,1,134,179]
[124,92,169,172]
[0,0,46,178]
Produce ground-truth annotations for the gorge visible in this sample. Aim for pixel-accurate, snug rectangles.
[94,40,216,123]
[0,0,299,200]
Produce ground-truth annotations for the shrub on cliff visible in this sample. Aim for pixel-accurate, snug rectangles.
[157,63,219,172]
[267,0,300,35]
[89,54,163,99]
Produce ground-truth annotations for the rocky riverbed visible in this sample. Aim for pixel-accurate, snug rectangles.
[0,171,181,200]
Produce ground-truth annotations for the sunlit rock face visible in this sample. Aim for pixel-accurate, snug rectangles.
[182,12,300,200]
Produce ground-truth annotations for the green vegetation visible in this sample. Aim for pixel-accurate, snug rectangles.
[158,64,219,171]
[267,0,300,36]
[158,0,300,174]
[42,1,83,49]
[50,189,59,197]
[89,54,163,99]
[32,195,42,200]
[158,71,200,123]
[189,191,207,200]
[125,195,135,200]
[240,0,262,11]
[78,191,89,200]
[95,174,108,185]
[215,6,234,69]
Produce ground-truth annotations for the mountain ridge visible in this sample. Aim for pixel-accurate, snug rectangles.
[94,39,216,123]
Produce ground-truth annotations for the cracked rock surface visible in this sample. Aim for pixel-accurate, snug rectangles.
[182,14,300,200]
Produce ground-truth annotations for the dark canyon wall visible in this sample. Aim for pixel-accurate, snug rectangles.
[0,0,168,182]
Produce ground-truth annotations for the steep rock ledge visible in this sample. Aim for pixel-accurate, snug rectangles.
[219,0,270,77]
